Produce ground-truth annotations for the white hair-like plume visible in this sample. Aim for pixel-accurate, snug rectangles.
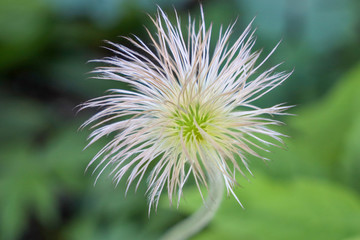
[81,6,292,213]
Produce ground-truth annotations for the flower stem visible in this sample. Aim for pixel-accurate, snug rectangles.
[161,165,224,240]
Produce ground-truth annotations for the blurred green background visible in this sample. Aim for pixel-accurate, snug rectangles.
[1,0,360,239]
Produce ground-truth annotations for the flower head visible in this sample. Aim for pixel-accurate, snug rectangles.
[81,6,291,211]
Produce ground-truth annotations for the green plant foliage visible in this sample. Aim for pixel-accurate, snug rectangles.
[60,160,177,240]
[0,97,51,142]
[178,174,360,240]
[0,124,97,240]
[0,0,49,69]
[341,111,360,192]
[248,62,360,185]
[290,62,360,168]
[0,145,58,240]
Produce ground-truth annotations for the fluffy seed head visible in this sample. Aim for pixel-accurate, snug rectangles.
[81,6,292,211]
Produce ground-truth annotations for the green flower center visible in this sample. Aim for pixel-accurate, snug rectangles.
[172,103,212,143]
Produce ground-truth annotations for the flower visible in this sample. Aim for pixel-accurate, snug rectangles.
[81,6,291,211]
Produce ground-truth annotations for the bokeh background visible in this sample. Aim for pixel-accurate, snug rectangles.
[1,0,360,239]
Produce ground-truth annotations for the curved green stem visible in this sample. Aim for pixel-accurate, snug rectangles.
[161,165,224,240]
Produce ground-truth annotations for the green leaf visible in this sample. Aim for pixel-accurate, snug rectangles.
[290,62,360,165]
[0,123,97,240]
[178,174,360,240]
[0,146,57,240]
[341,111,360,192]
[248,62,360,184]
